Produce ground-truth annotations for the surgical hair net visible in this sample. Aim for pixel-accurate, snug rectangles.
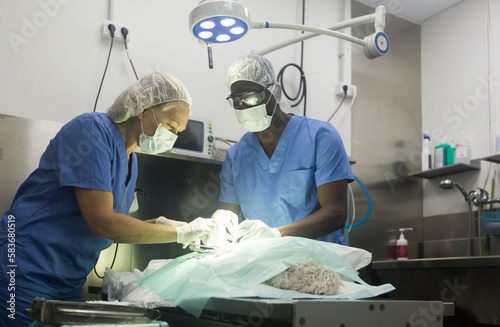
[106,71,192,123]
[226,55,281,103]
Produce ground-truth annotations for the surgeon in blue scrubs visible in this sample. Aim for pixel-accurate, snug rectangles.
[0,72,215,326]
[219,55,354,244]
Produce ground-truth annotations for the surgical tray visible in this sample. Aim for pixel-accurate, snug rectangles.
[28,298,161,325]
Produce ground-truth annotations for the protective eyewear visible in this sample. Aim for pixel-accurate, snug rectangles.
[226,84,272,109]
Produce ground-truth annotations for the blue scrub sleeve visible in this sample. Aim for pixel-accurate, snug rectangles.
[53,117,114,192]
[219,155,239,205]
[314,125,354,187]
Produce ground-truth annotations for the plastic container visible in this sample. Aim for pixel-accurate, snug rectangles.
[496,130,500,154]
[454,133,470,165]
[434,144,450,168]
[480,212,500,235]
[422,132,431,171]
[396,228,413,260]
[447,145,455,165]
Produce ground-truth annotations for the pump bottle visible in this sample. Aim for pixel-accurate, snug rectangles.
[397,228,413,260]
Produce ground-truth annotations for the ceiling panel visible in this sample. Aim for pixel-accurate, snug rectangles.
[353,0,465,24]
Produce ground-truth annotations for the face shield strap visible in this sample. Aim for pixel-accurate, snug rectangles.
[267,84,279,118]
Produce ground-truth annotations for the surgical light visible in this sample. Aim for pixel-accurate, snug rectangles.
[221,18,236,27]
[198,31,213,39]
[190,0,250,44]
[200,21,216,29]
[230,27,245,35]
[189,0,390,68]
[216,34,231,42]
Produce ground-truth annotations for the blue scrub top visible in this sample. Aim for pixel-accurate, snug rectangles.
[0,112,137,299]
[219,115,353,244]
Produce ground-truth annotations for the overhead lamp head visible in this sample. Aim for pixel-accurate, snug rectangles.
[363,32,390,59]
[189,0,251,44]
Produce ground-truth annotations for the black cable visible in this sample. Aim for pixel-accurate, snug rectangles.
[93,24,117,274]
[277,64,307,115]
[121,27,139,80]
[327,85,348,123]
[93,24,115,112]
[94,243,119,279]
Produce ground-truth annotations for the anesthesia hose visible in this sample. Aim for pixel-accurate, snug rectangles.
[345,175,372,228]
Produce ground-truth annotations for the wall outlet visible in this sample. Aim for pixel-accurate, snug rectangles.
[102,20,131,42]
[335,83,357,98]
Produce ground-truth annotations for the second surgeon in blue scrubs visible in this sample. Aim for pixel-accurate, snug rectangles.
[0,72,215,326]
[218,55,354,244]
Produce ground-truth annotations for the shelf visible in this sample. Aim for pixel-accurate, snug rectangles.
[408,159,481,179]
[372,255,500,270]
[481,154,500,164]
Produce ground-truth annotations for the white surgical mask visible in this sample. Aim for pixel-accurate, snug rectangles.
[234,93,277,132]
[139,110,178,154]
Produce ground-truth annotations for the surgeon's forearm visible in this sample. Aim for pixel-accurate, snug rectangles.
[74,187,178,244]
[278,204,346,239]
[91,212,178,244]
[217,201,241,215]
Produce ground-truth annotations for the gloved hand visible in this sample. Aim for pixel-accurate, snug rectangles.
[176,218,216,248]
[156,216,188,228]
[235,219,281,243]
[206,209,238,245]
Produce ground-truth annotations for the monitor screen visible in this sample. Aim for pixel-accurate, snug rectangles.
[173,120,203,152]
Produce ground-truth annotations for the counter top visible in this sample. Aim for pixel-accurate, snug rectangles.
[372,255,500,269]
[135,149,224,165]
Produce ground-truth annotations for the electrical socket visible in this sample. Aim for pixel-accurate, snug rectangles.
[102,20,131,42]
[335,83,357,98]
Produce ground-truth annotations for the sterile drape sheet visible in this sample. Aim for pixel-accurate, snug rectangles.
[111,237,394,317]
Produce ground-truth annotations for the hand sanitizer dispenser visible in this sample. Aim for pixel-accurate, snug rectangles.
[397,228,413,260]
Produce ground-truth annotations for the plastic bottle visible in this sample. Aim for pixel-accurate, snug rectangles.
[454,133,470,165]
[496,130,500,154]
[396,228,413,260]
[422,131,431,171]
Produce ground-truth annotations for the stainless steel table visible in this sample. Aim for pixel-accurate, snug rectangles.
[29,296,454,326]
[158,297,454,327]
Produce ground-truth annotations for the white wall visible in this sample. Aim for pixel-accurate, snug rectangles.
[422,0,500,216]
[0,0,355,155]
[492,0,500,155]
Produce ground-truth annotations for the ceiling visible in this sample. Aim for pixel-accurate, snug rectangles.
[353,0,465,24]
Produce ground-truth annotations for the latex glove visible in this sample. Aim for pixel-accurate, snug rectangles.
[235,219,281,243]
[206,209,238,245]
[156,216,188,228]
[176,218,216,248]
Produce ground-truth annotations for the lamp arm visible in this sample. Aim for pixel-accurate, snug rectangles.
[252,21,366,47]
[374,5,387,32]
[251,6,387,56]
